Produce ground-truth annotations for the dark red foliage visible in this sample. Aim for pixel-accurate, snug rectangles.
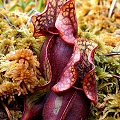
[40,35,74,87]
[21,87,50,120]
[21,98,45,120]
[43,90,90,120]
[32,0,64,36]
[74,38,98,105]
[22,0,98,120]
[52,44,80,92]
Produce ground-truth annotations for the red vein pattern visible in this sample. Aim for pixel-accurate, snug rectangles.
[55,0,78,44]
[52,45,80,92]
[75,38,98,105]
[83,45,98,105]
[32,0,64,36]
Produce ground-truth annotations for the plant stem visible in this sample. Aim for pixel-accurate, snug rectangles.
[108,0,117,18]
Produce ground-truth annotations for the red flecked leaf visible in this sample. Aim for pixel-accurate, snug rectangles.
[52,44,80,92]
[40,35,74,87]
[55,0,78,44]
[32,0,64,36]
[83,45,98,105]
[75,38,98,105]
[43,90,90,120]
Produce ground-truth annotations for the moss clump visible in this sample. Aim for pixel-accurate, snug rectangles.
[0,7,47,119]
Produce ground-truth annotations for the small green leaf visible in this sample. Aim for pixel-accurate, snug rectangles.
[0,0,4,8]
[0,0,4,6]
[26,0,34,6]
[9,4,21,11]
